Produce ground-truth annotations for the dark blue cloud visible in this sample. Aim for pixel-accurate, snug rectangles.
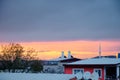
[0,0,120,42]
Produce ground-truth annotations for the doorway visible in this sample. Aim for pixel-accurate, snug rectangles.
[106,66,116,80]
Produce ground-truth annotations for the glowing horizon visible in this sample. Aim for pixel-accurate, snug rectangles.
[0,40,120,60]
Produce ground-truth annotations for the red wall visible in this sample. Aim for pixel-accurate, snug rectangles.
[64,65,104,80]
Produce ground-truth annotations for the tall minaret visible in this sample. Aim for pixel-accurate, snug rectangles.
[99,43,101,58]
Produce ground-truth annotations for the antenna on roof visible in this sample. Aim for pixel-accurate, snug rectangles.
[99,43,101,58]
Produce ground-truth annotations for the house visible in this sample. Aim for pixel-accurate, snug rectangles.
[42,51,80,73]
[64,58,120,80]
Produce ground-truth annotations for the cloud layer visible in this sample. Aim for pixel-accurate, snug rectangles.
[0,0,120,42]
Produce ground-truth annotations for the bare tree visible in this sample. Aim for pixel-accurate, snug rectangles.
[0,43,24,72]
[0,43,24,61]
[21,48,38,61]
[0,43,42,73]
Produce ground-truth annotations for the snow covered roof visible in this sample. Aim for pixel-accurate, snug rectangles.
[66,58,120,65]
[49,57,70,61]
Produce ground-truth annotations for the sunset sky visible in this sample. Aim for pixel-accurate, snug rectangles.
[0,0,120,60]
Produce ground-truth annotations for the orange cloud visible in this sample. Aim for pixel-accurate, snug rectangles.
[0,40,120,60]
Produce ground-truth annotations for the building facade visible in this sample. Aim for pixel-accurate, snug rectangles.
[64,58,120,80]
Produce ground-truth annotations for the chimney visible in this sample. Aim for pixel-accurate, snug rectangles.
[68,51,71,58]
[61,51,64,58]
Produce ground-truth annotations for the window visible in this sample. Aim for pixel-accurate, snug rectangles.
[73,68,84,74]
[94,68,102,78]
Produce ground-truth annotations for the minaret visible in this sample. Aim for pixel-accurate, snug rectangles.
[61,51,64,58]
[99,43,101,58]
[68,51,71,58]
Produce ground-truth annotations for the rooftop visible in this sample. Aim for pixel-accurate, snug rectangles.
[49,57,69,61]
[65,58,120,65]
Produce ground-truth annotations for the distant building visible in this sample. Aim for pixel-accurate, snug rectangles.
[42,51,80,73]
[93,55,116,58]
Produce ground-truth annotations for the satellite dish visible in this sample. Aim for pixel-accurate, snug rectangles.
[92,72,99,80]
[75,72,83,79]
[83,71,91,79]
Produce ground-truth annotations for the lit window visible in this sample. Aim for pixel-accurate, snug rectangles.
[73,68,84,74]
[94,69,102,78]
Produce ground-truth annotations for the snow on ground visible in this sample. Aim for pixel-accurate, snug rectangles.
[0,73,75,80]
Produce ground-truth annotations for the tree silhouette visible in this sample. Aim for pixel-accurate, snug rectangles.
[0,43,24,61]
[30,60,43,73]
[0,43,43,73]
[0,43,24,72]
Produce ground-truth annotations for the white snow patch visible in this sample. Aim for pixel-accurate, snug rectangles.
[0,73,75,80]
